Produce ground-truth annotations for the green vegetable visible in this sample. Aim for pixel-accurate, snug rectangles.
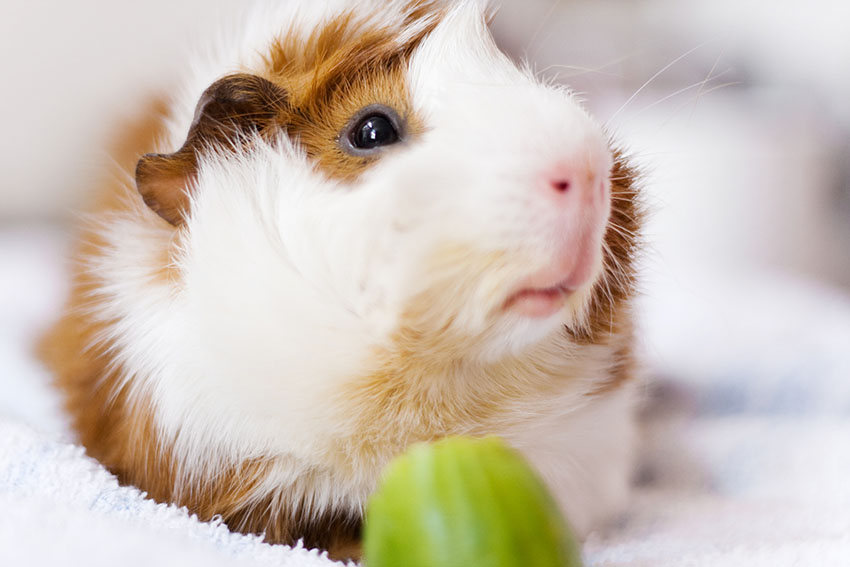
[363,436,582,567]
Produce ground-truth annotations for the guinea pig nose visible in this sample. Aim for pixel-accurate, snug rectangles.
[550,178,571,193]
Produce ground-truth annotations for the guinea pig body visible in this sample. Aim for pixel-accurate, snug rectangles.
[42,0,642,555]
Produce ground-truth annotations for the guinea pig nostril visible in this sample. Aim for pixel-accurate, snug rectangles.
[550,179,571,193]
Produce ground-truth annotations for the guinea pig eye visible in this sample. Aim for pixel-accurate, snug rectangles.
[340,104,403,156]
[355,115,397,148]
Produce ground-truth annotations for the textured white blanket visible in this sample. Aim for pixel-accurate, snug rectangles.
[0,419,342,567]
[2,226,849,566]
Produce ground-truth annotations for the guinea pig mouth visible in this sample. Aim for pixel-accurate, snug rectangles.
[502,246,600,319]
[502,279,576,319]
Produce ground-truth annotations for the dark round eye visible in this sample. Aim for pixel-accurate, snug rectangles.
[340,104,404,156]
[353,115,398,149]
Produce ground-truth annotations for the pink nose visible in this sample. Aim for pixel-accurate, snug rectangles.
[550,178,571,193]
[542,165,605,207]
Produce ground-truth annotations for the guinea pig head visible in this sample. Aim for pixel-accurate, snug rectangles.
[316,2,620,360]
[130,0,634,422]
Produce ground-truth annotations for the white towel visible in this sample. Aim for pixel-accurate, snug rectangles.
[0,418,343,567]
[585,416,850,566]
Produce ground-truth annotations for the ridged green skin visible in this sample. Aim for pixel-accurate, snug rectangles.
[363,436,582,567]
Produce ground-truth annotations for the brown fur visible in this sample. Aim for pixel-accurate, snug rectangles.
[573,153,643,344]
[581,153,643,396]
[259,7,439,180]
[136,74,289,225]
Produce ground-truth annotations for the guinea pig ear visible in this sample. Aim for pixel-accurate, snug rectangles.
[135,74,288,225]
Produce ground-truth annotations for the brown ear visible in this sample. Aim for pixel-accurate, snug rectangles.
[135,74,288,225]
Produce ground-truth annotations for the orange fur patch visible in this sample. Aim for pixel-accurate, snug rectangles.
[258,6,441,180]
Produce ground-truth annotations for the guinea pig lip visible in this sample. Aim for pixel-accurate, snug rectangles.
[501,278,577,317]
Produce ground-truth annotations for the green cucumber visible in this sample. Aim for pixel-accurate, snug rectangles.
[363,436,582,567]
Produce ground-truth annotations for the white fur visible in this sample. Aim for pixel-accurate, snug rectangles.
[86,0,635,535]
[506,379,638,537]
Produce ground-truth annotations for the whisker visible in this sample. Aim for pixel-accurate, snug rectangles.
[524,0,563,59]
[543,49,651,82]
[537,56,633,80]
[689,42,728,119]
[608,195,637,203]
[658,80,740,131]
[632,68,732,116]
[604,39,720,128]
[606,221,639,240]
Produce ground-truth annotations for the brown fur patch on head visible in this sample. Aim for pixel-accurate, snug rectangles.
[257,2,445,180]
[135,1,446,225]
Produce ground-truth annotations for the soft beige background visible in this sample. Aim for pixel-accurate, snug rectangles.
[0,0,237,219]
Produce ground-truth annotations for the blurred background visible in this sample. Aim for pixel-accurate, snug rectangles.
[1,0,849,418]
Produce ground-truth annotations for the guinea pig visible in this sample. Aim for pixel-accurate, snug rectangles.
[41,0,642,558]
